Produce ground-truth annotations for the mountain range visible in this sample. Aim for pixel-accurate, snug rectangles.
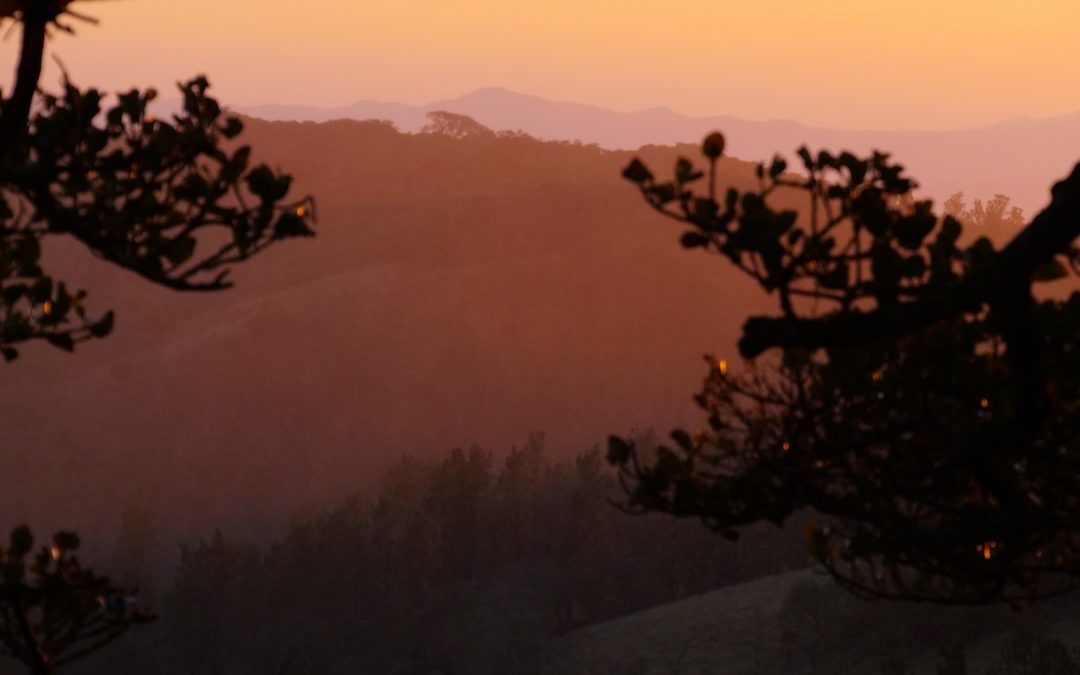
[235,86,1080,215]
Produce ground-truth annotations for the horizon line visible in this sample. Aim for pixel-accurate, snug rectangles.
[221,85,1080,136]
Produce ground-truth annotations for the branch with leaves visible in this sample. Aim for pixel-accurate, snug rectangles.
[611,133,1080,605]
[0,2,318,670]
[0,4,315,360]
[0,526,153,674]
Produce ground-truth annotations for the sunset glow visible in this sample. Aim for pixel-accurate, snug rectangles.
[5,0,1080,129]
[4,0,1080,666]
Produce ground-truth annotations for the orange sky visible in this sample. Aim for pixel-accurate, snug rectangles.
[5,0,1080,129]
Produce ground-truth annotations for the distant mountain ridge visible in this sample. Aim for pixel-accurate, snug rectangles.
[236,87,1080,214]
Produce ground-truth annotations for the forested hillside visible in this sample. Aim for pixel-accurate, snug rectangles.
[0,119,773,544]
[71,438,809,674]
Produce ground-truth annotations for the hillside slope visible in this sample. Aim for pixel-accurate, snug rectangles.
[4,117,1068,545]
[0,122,775,542]
[543,570,812,675]
[542,569,1080,675]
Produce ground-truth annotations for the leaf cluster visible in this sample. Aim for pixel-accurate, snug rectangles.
[0,77,315,359]
[611,134,1080,605]
[0,526,152,673]
[623,136,988,320]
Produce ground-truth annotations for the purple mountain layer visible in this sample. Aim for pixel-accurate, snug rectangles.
[237,87,1080,215]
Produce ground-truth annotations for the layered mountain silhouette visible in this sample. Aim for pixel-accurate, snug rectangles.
[238,87,1080,215]
[4,108,1075,546]
[0,121,774,543]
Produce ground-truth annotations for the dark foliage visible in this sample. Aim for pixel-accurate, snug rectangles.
[2,4,315,358]
[1,3,313,670]
[610,132,1080,604]
[79,436,808,674]
[0,527,151,675]
[422,111,498,140]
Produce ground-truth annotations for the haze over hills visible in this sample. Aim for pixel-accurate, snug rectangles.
[237,87,1080,215]
[0,120,777,544]
[4,105,1074,548]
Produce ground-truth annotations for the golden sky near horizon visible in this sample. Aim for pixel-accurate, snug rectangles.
[4,0,1080,129]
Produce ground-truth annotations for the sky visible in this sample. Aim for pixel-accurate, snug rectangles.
[4,0,1080,130]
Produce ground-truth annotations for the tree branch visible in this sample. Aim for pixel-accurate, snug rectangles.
[0,8,48,153]
[738,163,1080,358]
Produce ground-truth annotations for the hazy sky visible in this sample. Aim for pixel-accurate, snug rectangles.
[6,0,1080,129]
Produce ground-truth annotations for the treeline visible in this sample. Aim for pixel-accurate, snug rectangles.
[79,432,808,675]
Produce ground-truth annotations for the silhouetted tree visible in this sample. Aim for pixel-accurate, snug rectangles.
[0,2,313,669]
[421,110,497,140]
[494,431,545,563]
[168,530,259,673]
[610,131,1080,604]
[427,445,493,581]
[87,438,792,674]
[944,192,1026,244]
[0,526,151,675]
[106,506,160,602]
[1,3,313,359]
